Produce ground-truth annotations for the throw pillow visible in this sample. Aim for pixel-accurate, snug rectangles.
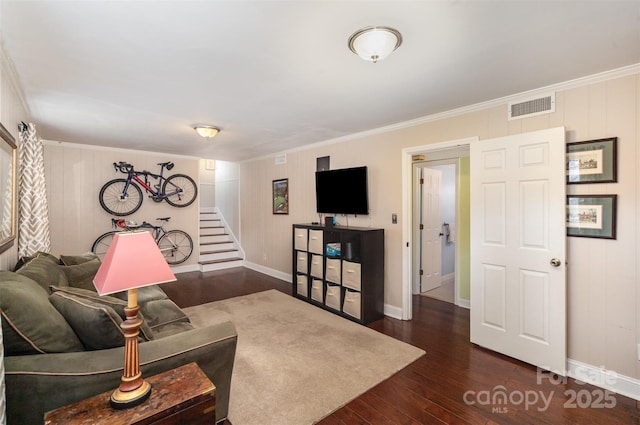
[16,253,68,293]
[60,258,102,291]
[111,284,169,304]
[49,291,125,350]
[0,271,84,355]
[14,251,61,271]
[49,286,154,341]
[60,252,100,266]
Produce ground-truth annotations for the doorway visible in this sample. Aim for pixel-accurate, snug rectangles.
[401,137,476,320]
[413,160,458,304]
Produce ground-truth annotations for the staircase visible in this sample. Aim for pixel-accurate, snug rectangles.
[199,208,244,272]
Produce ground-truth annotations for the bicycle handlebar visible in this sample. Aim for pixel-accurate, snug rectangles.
[113,161,134,174]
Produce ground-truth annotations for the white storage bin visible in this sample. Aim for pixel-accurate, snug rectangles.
[296,252,308,274]
[308,229,323,254]
[342,261,362,291]
[311,279,323,303]
[294,227,308,251]
[310,254,323,278]
[325,258,341,283]
[296,274,308,297]
[325,283,341,310]
[343,289,361,320]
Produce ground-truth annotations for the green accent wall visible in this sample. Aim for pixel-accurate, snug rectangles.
[458,156,470,301]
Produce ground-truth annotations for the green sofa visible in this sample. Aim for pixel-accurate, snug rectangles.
[1,252,237,424]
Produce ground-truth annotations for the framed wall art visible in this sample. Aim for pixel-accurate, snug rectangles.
[566,137,617,184]
[566,194,617,239]
[272,178,289,214]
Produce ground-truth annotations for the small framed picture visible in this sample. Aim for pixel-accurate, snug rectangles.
[566,137,617,184]
[566,195,617,239]
[272,178,289,214]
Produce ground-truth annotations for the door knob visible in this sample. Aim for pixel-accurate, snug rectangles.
[550,258,562,267]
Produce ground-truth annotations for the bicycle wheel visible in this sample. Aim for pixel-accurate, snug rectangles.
[162,174,197,208]
[91,231,117,260]
[157,230,193,264]
[99,179,143,216]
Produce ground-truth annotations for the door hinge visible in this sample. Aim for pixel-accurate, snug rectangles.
[419,269,424,276]
[419,224,424,230]
[420,178,424,185]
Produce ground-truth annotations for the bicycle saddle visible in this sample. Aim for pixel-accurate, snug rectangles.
[158,162,174,171]
[156,217,171,222]
[116,219,140,228]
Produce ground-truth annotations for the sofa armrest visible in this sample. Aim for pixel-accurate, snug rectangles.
[5,321,237,424]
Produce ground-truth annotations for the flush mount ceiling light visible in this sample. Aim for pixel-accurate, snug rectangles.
[348,26,402,63]
[193,125,220,139]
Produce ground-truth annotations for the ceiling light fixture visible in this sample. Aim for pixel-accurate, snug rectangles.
[348,26,402,63]
[193,125,220,139]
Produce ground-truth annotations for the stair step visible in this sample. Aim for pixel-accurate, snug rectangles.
[200,234,231,243]
[199,256,243,265]
[200,248,237,255]
[200,241,235,250]
[200,250,240,262]
[199,257,244,272]
[201,227,226,236]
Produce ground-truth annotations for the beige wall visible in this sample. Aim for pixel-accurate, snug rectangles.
[43,142,201,269]
[240,72,640,379]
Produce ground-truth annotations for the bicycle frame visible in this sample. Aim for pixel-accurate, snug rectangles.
[120,166,183,201]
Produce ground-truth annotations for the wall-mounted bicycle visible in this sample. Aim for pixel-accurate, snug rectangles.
[99,161,197,216]
[92,217,193,264]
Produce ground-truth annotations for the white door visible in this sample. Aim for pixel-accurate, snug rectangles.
[421,167,442,292]
[470,127,566,374]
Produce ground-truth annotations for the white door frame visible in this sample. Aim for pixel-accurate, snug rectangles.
[401,137,477,320]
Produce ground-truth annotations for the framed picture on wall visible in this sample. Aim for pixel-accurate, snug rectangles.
[566,137,617,184]
[566,194,617,239]
[272,178,289,214]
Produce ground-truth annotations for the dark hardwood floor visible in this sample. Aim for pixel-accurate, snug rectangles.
[162,268,640,425]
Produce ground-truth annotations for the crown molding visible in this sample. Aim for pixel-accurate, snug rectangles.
[248,63,640,163]
[41,139,201,160]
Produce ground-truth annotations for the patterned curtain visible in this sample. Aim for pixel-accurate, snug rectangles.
[18,123,51,257]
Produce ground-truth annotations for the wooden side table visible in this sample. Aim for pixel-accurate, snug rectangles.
[44,362,215,425]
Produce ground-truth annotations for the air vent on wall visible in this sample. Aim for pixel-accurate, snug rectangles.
[508,92,555,120]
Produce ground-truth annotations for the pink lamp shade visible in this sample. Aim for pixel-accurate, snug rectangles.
[93,231,176,296]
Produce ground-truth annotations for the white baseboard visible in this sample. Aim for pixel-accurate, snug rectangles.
[441,273,455,285]
[384,304,403,320]
[243,261,291,283]
[170,264,200,274]
[456,298,470,309]
[567,358,640,401]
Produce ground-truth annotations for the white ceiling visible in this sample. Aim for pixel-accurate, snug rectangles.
[1,1,639,162]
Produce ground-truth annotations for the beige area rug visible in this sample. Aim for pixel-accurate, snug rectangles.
[183,290,425,425]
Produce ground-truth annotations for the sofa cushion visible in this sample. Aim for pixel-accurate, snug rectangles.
[111,284,169,304]
[49,286,154,341]
[16,253,68,293]
[0,271,84,355]
[61,258,102,291]
[49,291,125,350]
[60,252,100,266]
[140,299,191,331]
[151,321,195,339]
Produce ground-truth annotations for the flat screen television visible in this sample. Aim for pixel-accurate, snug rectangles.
[315,166,369,215]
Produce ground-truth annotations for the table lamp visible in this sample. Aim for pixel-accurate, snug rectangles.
[93,231,177,409]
